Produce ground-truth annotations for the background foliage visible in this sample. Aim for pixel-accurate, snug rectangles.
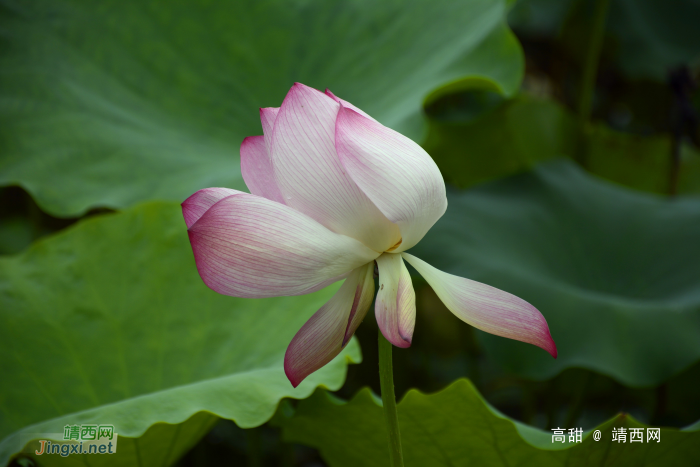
[277,380,700,467]
[1,0,699,466]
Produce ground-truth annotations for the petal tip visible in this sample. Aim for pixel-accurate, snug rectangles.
[398,323,414,347]
[533,325,557,358]
[537,322,557,358]
[325,88,339,101]
[288,82,336,102]
[382,330,411,348]
[546,335,558,359]
[283,354,303,388]
[181,189,215,229]
[291,82,313,94]
[285,373,302,388]
[241,135,256,146]
[395,339,411,349]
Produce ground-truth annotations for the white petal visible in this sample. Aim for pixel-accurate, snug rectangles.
[270,83,401,252]
[335,105,447,252]
[325,89,377,122]
[240,135,286,204]
[185,191,380,298]
[375,253,416,348]
[260,107,279,154]
[402,253,557,357]
[181,187,244,228]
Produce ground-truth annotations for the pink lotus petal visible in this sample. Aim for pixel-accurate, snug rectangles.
[342,261,375,347]
[240,135,286,204]
[182,187,244,228]
[324,89,377,122]
[285,263,375,387]
[335,106,447,252]
[402,253,557,358]
[375,253,416,348]
[260,107,279,154]
[271,83,401,252]
[187,192,380,298]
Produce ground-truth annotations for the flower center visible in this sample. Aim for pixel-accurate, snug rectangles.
[386,238,402,252]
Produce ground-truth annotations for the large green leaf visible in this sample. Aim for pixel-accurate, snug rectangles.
[0,0,522,217]
[0,202,360,466]
[277,379,700,466]
[507,0,576,37]
[14,413,218,467]
[425,93,700,194]
[585,124,700,195]
[410,160,700,386]
[423,94,576,188]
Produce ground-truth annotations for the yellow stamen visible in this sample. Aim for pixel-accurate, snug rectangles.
[386,238,402,252]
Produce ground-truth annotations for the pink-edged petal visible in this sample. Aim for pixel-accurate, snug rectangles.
[187,192,380,298]
[342,261,375,346]
[335,106,447,252]
[182,187,244,228]
[402,253,557,358]
[260,107,279,153]
[240,135,286,204]
[375,253,416,348]
[271,82,401,252]
[325,89,377,122]
[285,262,375,387]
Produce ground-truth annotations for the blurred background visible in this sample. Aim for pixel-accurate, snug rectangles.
[1,0,699,466]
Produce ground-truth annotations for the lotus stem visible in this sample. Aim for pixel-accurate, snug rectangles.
[378,329,405,467]
[576,0,610,166]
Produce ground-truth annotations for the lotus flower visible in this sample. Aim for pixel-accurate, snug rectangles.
[182,83,556,387]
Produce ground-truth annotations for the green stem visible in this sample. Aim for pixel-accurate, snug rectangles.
[576,0,610,166]
[378,330,405,467]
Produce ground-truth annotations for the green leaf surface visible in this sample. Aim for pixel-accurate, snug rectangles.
[16,413,218,467]
[0,217,34,255]
[585,125,700,195]
[425,93,700,194]
[0,202,360,466]
[507,0,576,37]
[410,160,700,386]
[278,379,700,466]
[0,0,522,217]
[424,94,576,188]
